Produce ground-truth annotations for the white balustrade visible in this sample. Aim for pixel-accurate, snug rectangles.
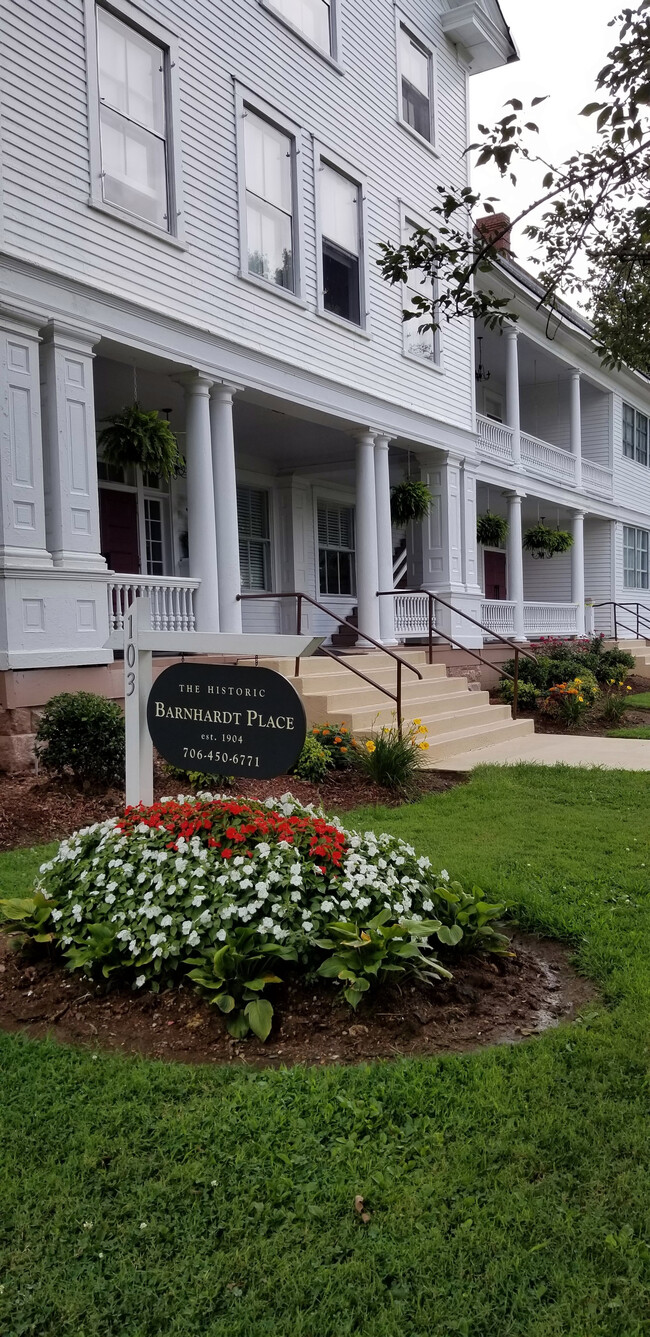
[108,577,200,634]
[582,459,613,498]
[481,601,515,637]
[476,414,515,462]
[393,592,431,637]
[520,432,577,483]
[523,603,579,636]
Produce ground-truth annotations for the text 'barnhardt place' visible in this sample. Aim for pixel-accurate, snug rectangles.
[154,701,296,730]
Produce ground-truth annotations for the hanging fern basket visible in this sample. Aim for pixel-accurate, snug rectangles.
[97,404,185,482]
[523,523,574,560]
[476,511,508,547]
[390,479,434,527]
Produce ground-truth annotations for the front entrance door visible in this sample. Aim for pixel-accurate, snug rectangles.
[484,550,507,600]
[100,489,140,573]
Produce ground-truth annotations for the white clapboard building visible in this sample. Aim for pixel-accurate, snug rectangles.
[0,0,648,768]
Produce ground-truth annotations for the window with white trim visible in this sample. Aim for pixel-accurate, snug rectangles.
[402,218,439,364]
[95,5,172,230]
[319,161,363,325]
[243,107,296,292]
[624,525,649,589]
[398,21,434,144]
[238,487,272,591]
[266,0,333,53]
[623,402,648,465]
[144,496,165,575]
[318,502,355,596]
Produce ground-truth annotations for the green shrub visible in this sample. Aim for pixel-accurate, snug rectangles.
[291,734,329,782]
[355,717,429,793]
[596,649,635,680]
[35,692,124,788]
[502,655,552,692]
[497,678,539,710]
[165,764,234,791]
[310,723,356,768]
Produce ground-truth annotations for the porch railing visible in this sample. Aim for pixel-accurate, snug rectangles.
[521,431,577,484]
[108,577,200,633]
[476,414,514,463]
[582,458,614,498]
[593,601,650,640]
[394,595,580,641]
[523,602,579,636]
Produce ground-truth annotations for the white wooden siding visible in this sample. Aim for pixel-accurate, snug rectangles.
[0,0,474,429]
[522,549,571,604]
[584,518,613,633]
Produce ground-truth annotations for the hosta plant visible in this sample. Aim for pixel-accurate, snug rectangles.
[316,911,453,1009]
[0,794,508,1041]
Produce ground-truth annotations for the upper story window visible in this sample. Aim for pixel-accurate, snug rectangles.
[402,218,440,365]
[624,526,649,590]
[318,159,364,326]
[398,21,435,145]
[239,99,299,295]
[623,402,648,466]
[95,6,170,230]
[266,0,332,54]
[238,486,272,590]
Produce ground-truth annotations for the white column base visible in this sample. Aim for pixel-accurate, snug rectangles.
[427,588,484,649]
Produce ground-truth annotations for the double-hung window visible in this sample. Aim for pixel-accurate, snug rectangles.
[398,21,435,145]
[402,217,439,365]
[238,487,272,591]
[318,502,355,596]
[624,526,649,590]
[241,103,297,293]
[266,0,333,55]
[623,402,649,465]
[318,158,364,326]
[94,4,173,231]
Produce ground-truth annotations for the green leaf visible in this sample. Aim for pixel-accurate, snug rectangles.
[0,897,40,920]
[246,974,282,991]
[437,924,464,946]
[343,988,364,1009]
[226,1011,250,1039]
[214,993,236,1014]
[318,955,348,979]
[245,999,274,1042]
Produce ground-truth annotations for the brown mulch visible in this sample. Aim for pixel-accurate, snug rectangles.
[0,767,461,853]
[0,932,595,1067]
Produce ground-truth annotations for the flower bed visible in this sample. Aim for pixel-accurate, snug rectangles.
[1,793,507,1042]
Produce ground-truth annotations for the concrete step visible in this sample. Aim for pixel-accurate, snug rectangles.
[292,664,448,695]
[420,717,535,765]
[336,700,513,734]
[295,674,472,710]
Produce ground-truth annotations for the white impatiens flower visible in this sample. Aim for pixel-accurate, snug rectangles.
[302,921,313,933]
[51,908,63,922]
[187,931,200,947]
[191,894,207,908]
[135,975,146,988]
[439,869,450,882]
[216,929,227,942]
[160,915,173,928]
[181,920,194,936]
[71,904,83,921]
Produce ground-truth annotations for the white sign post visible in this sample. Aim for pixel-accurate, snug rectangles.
[107,597,323,807]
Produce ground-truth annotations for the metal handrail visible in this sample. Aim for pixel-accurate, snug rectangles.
[379,589,539,720]
[593,601,650,640]
[237,591,422,734]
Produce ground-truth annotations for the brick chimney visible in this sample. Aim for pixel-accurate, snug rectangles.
[476,212,512,256]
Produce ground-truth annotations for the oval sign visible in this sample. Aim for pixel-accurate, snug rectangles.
[147,663,307,780]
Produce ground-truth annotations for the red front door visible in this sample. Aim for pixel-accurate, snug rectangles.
[99,489,140,573]
[484,550,507,600]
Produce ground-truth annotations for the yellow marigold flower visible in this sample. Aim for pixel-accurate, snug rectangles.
[366,740,376,753]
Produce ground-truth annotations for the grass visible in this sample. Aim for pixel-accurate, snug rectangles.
[607,725,650,739]
[626,692,650,709]
[2,765,650,1336]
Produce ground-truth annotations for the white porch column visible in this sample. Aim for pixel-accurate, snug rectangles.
[0,307,51,571]
[418,453,483,647]
[571,509,586,636]
[180,373,220,633]
[505,326,521,468]
[460,459,481,594]
[570,369,583,490]
[210,383,242,634]
[374,433,396,644]
[505,490,526,641]
[355,431,381,643]
[40,321,105,571]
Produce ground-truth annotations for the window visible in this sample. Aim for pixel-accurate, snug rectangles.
[265,0,332,53]
[242,105,296,292]
[398,22,434,144]
[623,402,649,465]
[624,526,649,590]
[402,218,439,364]
[144,497,164,575]
[318,502,355,596]
[319,162,362,325]
[238,487,272,590]
[94,5,171,230]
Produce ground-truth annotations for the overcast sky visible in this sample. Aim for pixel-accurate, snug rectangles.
[469,0,625,268]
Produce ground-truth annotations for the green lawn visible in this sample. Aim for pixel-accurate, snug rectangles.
[607,726,650,739]
[627,692,650,709]
[2,765,650,1336]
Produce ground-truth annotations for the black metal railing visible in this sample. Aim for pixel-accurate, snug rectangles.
[593,602,650,641]
[377,589,538,720]
[237,592,422,734]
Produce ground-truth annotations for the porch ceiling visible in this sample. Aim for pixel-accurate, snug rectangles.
[476,325,606,396]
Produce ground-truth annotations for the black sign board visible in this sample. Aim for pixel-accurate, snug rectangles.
[147,662,307,780]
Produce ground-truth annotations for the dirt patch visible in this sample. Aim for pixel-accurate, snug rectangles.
[0,768,462,853]
[0,933,595,1067]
